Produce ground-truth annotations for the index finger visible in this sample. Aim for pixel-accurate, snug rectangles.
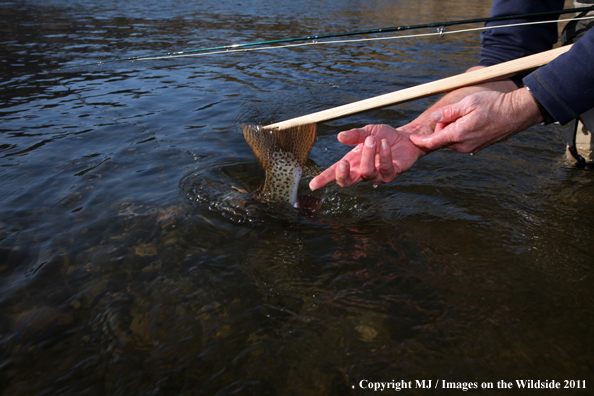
[309,163,338,191]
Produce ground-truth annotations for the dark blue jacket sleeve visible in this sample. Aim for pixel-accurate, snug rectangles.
[524,28,594,124]
[478,0,564,66]
[478,0,594,124]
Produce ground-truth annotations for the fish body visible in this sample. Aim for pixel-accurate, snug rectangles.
[242,123,320,210]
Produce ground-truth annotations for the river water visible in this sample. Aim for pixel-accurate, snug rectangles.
[1,0,593,395]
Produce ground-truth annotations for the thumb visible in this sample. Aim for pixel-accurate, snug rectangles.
[409,103,467,151]
[409,130,453,152]
[431,102,467,125]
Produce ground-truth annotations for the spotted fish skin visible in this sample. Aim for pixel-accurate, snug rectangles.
[242,123,316,208]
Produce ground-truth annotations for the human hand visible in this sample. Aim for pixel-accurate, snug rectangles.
[409,88,543,154]
[309,124,425,190]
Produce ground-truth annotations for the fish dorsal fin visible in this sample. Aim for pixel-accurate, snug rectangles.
[242,123,316,170]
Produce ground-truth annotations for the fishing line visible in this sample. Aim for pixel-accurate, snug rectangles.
[129,16,594,61]
[58,6,594,69]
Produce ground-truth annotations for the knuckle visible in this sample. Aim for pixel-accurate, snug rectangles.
[336,175,350,187]
[361,169,376,180]
[380,162,393,174]
[441,107,453,119]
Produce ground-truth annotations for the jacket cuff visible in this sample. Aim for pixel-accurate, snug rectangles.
[523,70,576,125]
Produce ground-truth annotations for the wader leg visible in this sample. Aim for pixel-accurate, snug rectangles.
[560,2,594,165]
[567,108,594,166]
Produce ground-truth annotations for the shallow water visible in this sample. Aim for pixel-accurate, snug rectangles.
[1,0,593,395]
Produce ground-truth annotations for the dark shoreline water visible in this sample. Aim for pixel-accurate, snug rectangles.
[1,0,593,395]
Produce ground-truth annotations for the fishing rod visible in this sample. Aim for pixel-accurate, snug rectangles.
[61,6,594,69]
[130,16,594,61]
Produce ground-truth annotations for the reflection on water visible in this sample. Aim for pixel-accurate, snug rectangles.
[1,0,593,394]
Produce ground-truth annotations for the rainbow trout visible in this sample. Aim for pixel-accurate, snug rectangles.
[242,123,322,211]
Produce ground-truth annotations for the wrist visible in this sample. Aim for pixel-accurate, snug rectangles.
[509,88,549,128]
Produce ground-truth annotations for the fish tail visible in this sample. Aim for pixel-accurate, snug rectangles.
[241,123,316,170]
